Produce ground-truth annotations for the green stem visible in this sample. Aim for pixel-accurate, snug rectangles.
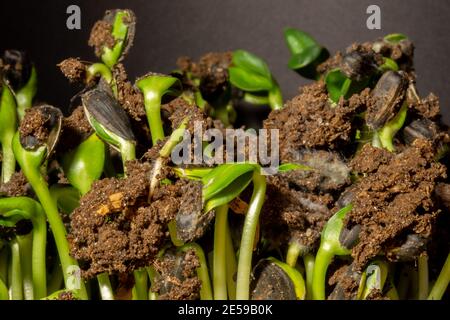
[146,266,159,300]
[179,243,213,300]
[312,246,333,300]
[236,170,266,300]
[0,247,8,285]
[286,242,302,267]
[97,273,114,300]
[1,134,15,184]
[418,255,429,300]
[243,92,270,105]
[225,219,237,300]
[21,167,87,299]
[16,66,37,121]
[378,102,408,152]
[304,253,315,300]
[9,239,22,300]
[0,278,7,300]
[17,234,33,300]
[119,139,136,170]
[47,257,64,295]
[132,269,148,300]
[213,204,228,300]
[268,85,283,110]
[397,264,411,300]
[428,252,450,300]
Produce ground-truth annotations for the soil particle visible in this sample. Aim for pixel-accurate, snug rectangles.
[152,249,201,300]
[68,160,168,278]
[19,107,52,147]
[0,171,31,197]
[328,264,361,300]
[58,106,93,151]
[166,96,213,133]
[350,144,394,174]
[58,58,86,83]
[261,174,334,250]
[263,82,367,162]
[346,139,447,269]
[57,291,76,300]
[88,20,115,57]
[412,93,441,120]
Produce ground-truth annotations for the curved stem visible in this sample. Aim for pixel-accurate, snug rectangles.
[1,134,15,184]
[286,242,302,267]
[236,170,266,300]
[428,252,450,300]
[268,85,283,110]
[9,239,22,300]
[418,254,429,300]
[243,92,270,105]
[132,269,148,300]
[16,66,37,120]
[22,167,87,299]
[213,204,228,300]
[303,253,315,300]
[179,243,213,300]
[17,234,33,300]
[225,218,237,300]
[312,246,333,300]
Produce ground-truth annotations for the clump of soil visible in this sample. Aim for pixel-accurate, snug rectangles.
[57,291,77,300]
[58,58,86,83]
[347,139,447,269]
[261,174,334,250]
[152,249,201,300]
[412,93,441,120]
[177,52,232,100]
[57,106,93,151]
[328,264,361,300]
[88,20,115,57]
[263,82,368,162]
[350,143,393,174]
[19,106,52,147]
[68,160,163,277]
[0,171,31,197]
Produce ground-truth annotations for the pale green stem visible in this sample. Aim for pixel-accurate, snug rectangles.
[225,219,237,300]
[418,255,429,300]
[428,252,450,300]
[268,85,283,110]
[213,204,228,300]
[304,253,315,300]
[17,234,33,300]
[132,269,148,300]
[286,242,302,267]
[312,246,333,300]
[1,133,15,184]
[97,273,114,300]
[236,170,266,300]
[8,239,22,300]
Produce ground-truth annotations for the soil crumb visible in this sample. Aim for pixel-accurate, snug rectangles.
[0,171,30,197]
[347,139,447,269]
[88,20,115,57]
[58,58,86,83]
[152,249,201,300]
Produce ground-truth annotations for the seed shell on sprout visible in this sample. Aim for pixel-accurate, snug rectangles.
[366,70,408,130]
[103,9,136,62]
[81,88,135,142]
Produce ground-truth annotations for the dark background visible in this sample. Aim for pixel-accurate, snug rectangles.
[1,0,449,121]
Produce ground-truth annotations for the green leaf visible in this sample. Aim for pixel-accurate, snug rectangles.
[379,57,399,72]
[229,67,273,92]
[62,134,105,195]
[284,28,319,55]
[288,46,323,70]
[321,204,353,255]
[325,69,352,103]
[278,163,312,172]
[384,33,408,44]
[204,171,253,212]
[232,50,271,80]
[202,163,256,201]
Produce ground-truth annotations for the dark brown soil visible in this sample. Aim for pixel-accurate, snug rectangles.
[346,139,447,269]
[152,249,201,300]
[261,174,334,250]
[263,82,368,162]
[328,264,361,300]
[0,171,30,197]
[19,107,51,146]
[57,106,93,151]
[88,20,115,57]
[58,58,86,83]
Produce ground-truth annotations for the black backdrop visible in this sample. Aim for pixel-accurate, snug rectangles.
[1,0,449,122]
